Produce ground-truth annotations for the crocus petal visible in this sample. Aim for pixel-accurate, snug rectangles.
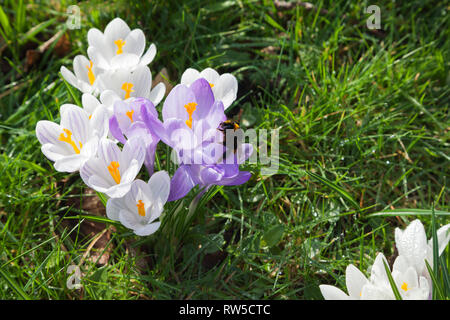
[118,208,140,231]
[134,222,161,236]
[319,285,349,300]
[120,159,141,184]
[110,53,140,70]
[79,137,99,158]
[217,171,251,186]
[149,82,166,106]
[199,68,220,85]
[433,223,450,256]
[104,180,133,198]
[139,43,157,66]
[98,138,122,165]
[215,73,238,110]
[141,105,169,143]
[87,46,110,70]
[121,138,145,169]
[106,197,126,221]
[206,100,227,130]
[180,68,200,86]
[147,171,170,206]
[41,144,67,162]
[36,120,62,145]
[131,65,152,99]
[392,255,409,274]
[143,143,157,176]
[82,93,101,115]
[345,264,368,299]
[89,105,109,138]
[87,28,112,61]
[72,55,91,84]
[200,166,224,185]
[60,66,79,89]
[104,18,131,45]
[124,29,145,57]
[167,165,197,202]
[109,115,127,144]
[395,219,428,273]
[54,154,85,172]
[190,78,215,120]
[162,84,196,123]
[59,104,90,144]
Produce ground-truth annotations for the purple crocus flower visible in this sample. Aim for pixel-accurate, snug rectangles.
[140,75,253,201]
[109,97,159,175]
[168,143,253,201]
[141,78,226,165]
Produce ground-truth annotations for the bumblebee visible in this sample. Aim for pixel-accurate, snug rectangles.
[218,120,240,132]
[218,120,241,158]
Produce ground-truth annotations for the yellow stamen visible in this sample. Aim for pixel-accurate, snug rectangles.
[184,102,197,129]
[122,82,134,99]
[89,114,92,120]
[209,83,214,88]
[86,60,95,85]
[114,39,126,54]
[59,128,82,154]
[401,282,408,291]
[136,200,145,217]
[107,161,121,184]
[126,110,134,122]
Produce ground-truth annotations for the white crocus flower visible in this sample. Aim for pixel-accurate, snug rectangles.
[96,65,165,106]
[80,137,145,198]
[395,219,450,282]
[319,264,369,300]
[60,55,100,95]
[106,171,170,236]
[320,252,430,300]
[36,104,108,172]
[87,17,157,72]
[362,253,430,300]
[180,67,238,110]
[359,253,396,300]
[82,93,109,118]
[391,255,430,300]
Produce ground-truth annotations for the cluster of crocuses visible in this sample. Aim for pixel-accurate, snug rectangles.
[35,18,252,236]
[320,219,450,300]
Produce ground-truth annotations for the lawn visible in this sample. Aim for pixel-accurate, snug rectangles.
[0,0,449,300]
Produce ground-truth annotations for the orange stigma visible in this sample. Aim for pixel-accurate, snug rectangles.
[59,128,82,154]
[86,60,95,85]
[107,161,121,184]
[136,200,145,216]
[114,39,126,54]
[126,110,134,122]
[122,82,134,99]
[184,102,197,129]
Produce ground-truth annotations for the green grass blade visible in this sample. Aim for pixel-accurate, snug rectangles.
[0,268,31,300]
[425,259,445,300]
[95,191,108,207]
[304,170,360,211]
[367,209,450,218]
[382,259,402,300]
